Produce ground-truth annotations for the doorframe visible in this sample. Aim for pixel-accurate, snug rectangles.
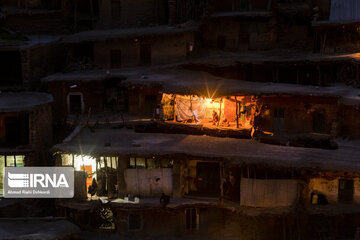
[67,92,85,114]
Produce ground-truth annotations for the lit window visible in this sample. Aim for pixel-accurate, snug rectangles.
[15,155,24,167]
[6,156,15,167]
[62,154,73,166]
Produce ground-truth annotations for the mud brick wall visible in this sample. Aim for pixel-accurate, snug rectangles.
[259,96,338,135]
[340,105,360,139]
[48,80,106,122]
[93,32,194,68]
[202,18,276,50]
[115,207,223,237]
[308,178,360,204]
[29,103,53,165]
[21,43,66,88]
[97,0,168,28]
[3,12,71,34]
[127,86,161,116]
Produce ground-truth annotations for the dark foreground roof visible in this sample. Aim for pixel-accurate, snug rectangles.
[53,128,360,172]
[62,25,198,43]
[0,92,53,112]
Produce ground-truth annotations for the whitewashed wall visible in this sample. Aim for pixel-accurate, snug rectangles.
[240,178,299,207]
[125,168,173,197]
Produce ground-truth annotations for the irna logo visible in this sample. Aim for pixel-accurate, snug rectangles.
[4,167,74,198]
[8,172,69,188]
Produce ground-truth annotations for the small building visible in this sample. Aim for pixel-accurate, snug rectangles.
[202,12,276,50]
[42,70,127,123]
[312,0,360,53]
[0,35,65,89]
[0,92,53,196]
[122,68,360,140]
[62,25,197,69]
[53,127,360,238]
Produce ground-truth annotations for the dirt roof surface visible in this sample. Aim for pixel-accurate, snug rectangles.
[42,69,125,82]
[53,128,360,172]
[0,92,53,112]
[120,67,360,105]
[188,50,360,65]
[62,25,198,43]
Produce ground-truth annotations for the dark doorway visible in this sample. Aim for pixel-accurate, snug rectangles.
[144,95,157,117]
[338,179,354,203]
[0,51,22,86]
[196,162,220,197]
[140,44,151,66]
[313,112,325,133]
[69,94,82,114]
[217,35,226,49]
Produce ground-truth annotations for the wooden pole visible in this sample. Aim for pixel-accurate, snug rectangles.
[236,96,239,128]
[173,95,177,122]
[217,98,222,127]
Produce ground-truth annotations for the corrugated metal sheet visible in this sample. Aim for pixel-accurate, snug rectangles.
[330,0,360,22]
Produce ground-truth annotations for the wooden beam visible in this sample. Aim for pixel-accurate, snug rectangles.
[236,96,239,128]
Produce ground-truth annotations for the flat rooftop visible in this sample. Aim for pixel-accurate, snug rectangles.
[53,128,360,172]
[62,24,198,43]
[0,92,53,112]
[188,50,360,65]
[42,69,125,82]
[121,67,360,105]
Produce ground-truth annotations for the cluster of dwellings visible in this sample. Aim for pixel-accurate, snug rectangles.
[1,0,360,239]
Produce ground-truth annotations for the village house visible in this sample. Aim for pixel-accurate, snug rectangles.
[52,126,360,239]
[312,0,360,54]
[42,70,127,123]
[61,25,197,70]
[0,34,65,89]
[120,68,360,141]
[0,92,53,197]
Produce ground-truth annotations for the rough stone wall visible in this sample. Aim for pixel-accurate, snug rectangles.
[48,81,106,122]
[93,32,195,68]
[340,105,360,139]
[29,103,53,166]
[2,12,71,34]
[127,86,162,116]
[202,18,276,50]
[97,0,168,28]
[115,207,223,237]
